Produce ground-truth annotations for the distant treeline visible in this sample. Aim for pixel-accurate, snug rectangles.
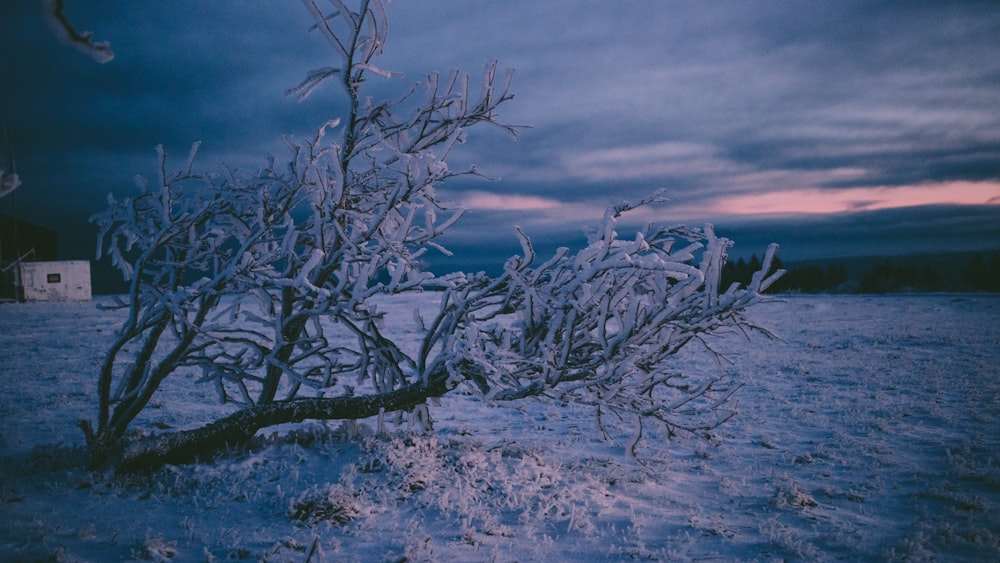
[722,252,1000,294]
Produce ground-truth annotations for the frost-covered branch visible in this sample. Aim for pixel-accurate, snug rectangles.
[42,0,114,63]
[426,205,783,452]
[1,126,20,198]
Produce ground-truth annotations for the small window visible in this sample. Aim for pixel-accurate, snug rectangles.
[47,273,61,284]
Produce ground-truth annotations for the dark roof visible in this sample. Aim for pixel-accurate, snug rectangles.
[0,214,58,262]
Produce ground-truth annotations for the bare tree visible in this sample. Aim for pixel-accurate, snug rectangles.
[84,0,782,473]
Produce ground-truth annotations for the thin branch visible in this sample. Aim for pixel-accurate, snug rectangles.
[43,0,114,63]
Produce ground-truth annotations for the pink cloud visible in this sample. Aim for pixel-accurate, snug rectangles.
[459,191,563,211]
[704,181,1000,216]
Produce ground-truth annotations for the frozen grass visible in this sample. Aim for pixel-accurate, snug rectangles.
[1,293,998,560]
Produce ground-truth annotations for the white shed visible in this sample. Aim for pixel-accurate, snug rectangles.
[17,260,92,302]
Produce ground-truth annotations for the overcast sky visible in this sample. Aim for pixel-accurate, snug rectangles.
[2,1,998,277]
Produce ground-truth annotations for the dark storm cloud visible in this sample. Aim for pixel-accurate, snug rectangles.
[383,1,1000,216]
[1,0,998,279]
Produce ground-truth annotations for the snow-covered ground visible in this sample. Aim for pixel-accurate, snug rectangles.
[1,293,998,561]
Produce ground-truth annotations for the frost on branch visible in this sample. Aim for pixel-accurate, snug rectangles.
[0,162,19,199]
[425,198,784,455]
[83,0,781,473]
[1,128,20,198]
[43,0,115,64]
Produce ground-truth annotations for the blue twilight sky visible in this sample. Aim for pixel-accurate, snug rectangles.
[1,1,998,277]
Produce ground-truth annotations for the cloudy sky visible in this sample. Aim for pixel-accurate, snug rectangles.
[2,1,999,278]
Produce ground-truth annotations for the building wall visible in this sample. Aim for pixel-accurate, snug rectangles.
[18,260,92,302]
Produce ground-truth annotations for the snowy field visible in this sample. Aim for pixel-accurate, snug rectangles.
[1,293,998,561]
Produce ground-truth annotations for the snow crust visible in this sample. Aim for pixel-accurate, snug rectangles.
[1,294,998,561]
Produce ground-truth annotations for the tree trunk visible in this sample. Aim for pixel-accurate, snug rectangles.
[105,377,449,474]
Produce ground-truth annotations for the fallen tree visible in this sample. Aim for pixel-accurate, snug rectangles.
[84,0,783,473]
